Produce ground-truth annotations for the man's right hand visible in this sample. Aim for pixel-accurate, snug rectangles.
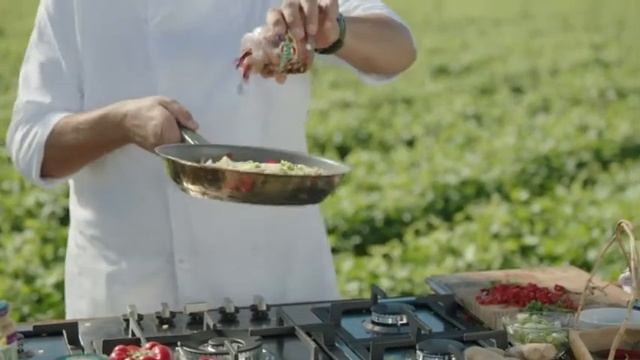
[114,96,199,151]
[39,96,199,179]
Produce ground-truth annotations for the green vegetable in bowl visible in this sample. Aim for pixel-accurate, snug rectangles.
[503,313,570,349]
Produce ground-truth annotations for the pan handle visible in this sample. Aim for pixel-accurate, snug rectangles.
[180,126,210,145]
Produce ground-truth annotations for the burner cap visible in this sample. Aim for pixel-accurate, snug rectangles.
[178,336,262,359]
[202,338,250,353]
[416,339,465,360]
[370,303,414,326]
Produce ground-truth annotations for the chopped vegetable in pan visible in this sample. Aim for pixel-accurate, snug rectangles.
[202,156,324,175]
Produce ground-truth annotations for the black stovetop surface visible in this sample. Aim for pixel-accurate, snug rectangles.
[17,287,508,360]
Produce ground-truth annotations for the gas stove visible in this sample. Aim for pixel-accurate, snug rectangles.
[16,287,507,360]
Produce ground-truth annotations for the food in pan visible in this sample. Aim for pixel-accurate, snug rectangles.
[202,156,324,175]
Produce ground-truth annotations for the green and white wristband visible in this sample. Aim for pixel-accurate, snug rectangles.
[316,13,346,55]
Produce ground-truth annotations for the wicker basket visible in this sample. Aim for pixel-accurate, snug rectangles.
[570,220,640,360]
[570,327,640,360]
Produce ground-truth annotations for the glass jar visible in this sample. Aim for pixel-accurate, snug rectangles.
[0,300,18,360]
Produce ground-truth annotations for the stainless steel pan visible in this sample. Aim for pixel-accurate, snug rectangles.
[154,128,350,205]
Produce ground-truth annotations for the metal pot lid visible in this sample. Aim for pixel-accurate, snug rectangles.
[416,339,465,360]
[178,336,262,356]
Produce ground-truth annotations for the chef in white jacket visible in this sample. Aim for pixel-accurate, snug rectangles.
[7,0,415,319]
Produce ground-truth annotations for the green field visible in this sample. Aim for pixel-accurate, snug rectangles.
[1,0,639,321]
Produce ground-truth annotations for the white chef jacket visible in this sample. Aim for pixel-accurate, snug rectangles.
[7,0,409,319]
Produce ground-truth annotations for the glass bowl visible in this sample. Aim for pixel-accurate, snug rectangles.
[578,307,640,329]
[502,312,575,350]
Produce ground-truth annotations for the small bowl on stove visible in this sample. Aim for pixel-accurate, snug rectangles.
[502,312,575,351]
[176,336,267,360]
[416,339,465,360]
[577,307,640,329]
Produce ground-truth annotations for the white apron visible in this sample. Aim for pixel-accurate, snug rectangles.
[7,0,404,318]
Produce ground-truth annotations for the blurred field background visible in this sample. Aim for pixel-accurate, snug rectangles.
[1,0,639,321]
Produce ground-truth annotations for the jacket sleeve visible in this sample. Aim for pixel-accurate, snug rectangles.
[317,0,414,84]
[6,0,83,188]
[339,0,404,22]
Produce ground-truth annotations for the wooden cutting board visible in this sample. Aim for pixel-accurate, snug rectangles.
[426,266,630,330]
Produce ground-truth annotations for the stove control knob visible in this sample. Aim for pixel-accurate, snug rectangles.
[218,297,239,323]
[250,295,270,322]
[154,302,176,329]
[121,304,144,330]
[184,302,210,327]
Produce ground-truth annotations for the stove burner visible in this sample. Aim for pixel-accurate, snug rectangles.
[200,338,258,353]
[416,339,465,360]
[362,303,415,334]
[362,319,410,334]
[178,336,262,360]
[371,303,414,326]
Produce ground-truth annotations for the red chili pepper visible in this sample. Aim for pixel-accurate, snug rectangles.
[554,284,567,293]
[476,282,574,310]
[230,176,254,193]
[109,342,172,360]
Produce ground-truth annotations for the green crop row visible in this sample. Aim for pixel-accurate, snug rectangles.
[1,0,639,321]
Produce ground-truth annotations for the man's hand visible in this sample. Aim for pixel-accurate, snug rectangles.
[41,96,199,179]
[260,0,339,83]
[277,0,339,49]
[115,96,199,152]
[266,0,416,80]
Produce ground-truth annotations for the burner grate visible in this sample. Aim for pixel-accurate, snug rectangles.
[310,286,508,360]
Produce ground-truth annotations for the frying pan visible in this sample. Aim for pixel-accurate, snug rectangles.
[154,128,350,205]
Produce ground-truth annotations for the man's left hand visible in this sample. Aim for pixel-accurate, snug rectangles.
[275,0,340,50]
[262,0,339,83]
[260,0,416,83]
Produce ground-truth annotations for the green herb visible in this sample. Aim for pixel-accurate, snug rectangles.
[1,0,638,322]
[524,301,574,314]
